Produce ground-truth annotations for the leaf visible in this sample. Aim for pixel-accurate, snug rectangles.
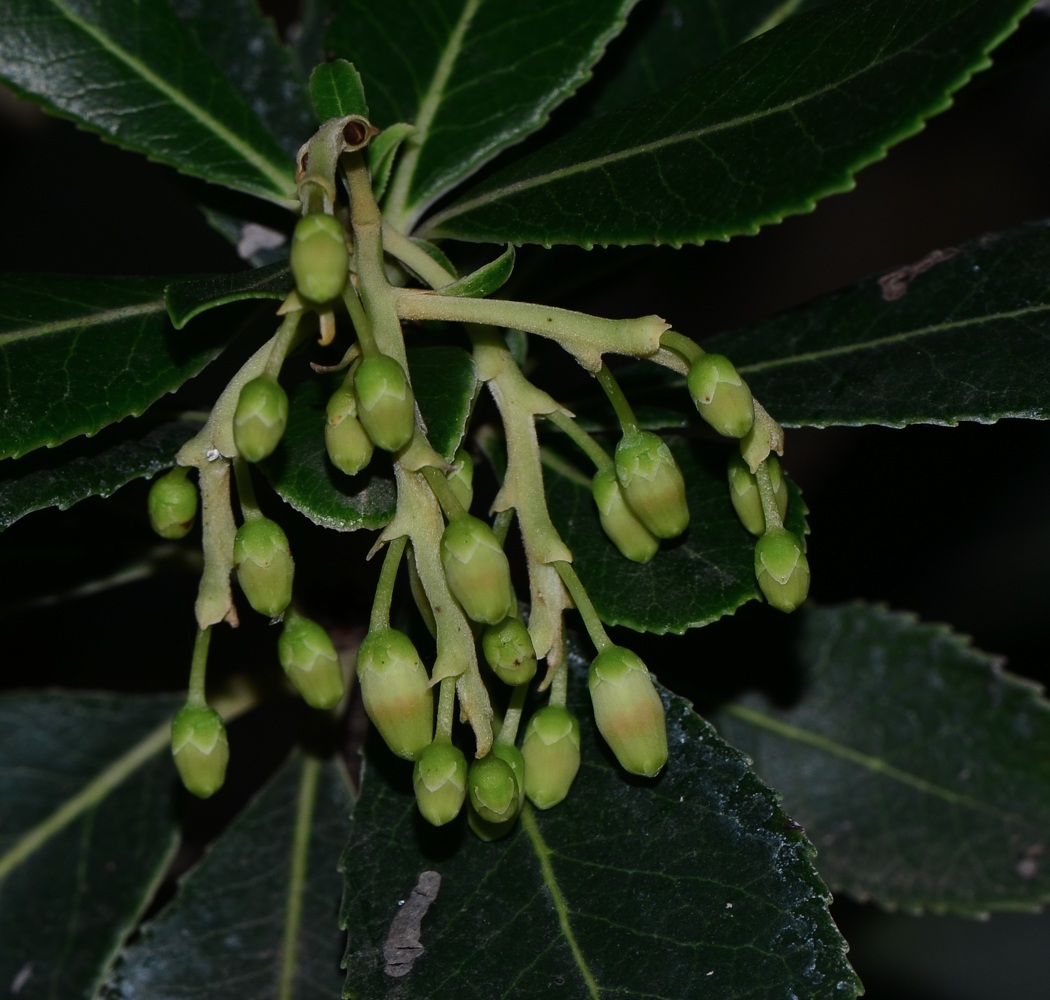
[0,275,238,460]
[165,262,294,329]
[310,59,369,121]
[435,244,514,298]
[543,435,809,633]
[0,692,182,1000]
[325,0,636,230]
[0,416,201,531]
[106,753,352,1000]
[369,123,416,202]
[410,346,479,460]
[339,651,859,999]
[199,207,290,268]
[0,0,296,205]
[422,0,1031,247]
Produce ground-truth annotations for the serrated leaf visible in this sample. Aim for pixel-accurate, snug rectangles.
[326,0,636,230]
[340,652,859,999]
[369,123,416,202]
[423,0,1030,247]
[0,0,296,205]
[107,753,352,1000]
[543,435,808,633]
[310,59,368,121]
[436,244,514,298]
[0,692,182,1000]
[0,276,237,460]
[166,262,293,329]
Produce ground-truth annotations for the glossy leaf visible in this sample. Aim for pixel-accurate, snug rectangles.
[0,0,296,205]
[715,604,1050,914]
[340,653,859,999]
[436,244,514,298]
[369,123,416,202]
[166,261,293,329]
[409,346,479,460]
[107,753,352,1000]
[423,0,1030,246]
[310,59,368,121]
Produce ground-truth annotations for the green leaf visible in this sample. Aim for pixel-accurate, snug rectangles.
[165,262,293,329]
[369,123,416,202]
[199,207,290,268]
[0,275,237,460]
[0,0,296,205]
[543,435,808,633]
[326,0,636,230]
[410,346,479,460]
[0,416,201,530]
[422,0,1030,247]
[310,59,369,121]
[0,692,182,999]
[714,604,1050,914]
[435,244,514,298]
[340,654,859,999]
[107,753,352,1000]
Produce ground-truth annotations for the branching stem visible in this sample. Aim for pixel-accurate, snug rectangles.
[545,411,612,471]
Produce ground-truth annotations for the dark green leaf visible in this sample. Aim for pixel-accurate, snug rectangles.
[0,692,182,1000]
[435,245,514,298]
[107,753,352,1000]
[543,435,808,633]
[310,59,369,121]
[410,346,479,460]
[326,0,636,230]
[165,262,293,329]
[199,207,290,268]
[0,0,296,205]
[369,123,417,202]
[715,604,1050,914]
[340,654,859,999]
[423,0,1030,246]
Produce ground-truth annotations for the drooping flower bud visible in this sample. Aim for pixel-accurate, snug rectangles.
[447,448,474,510]
[171,703,229,799]
[687,353,755,439]
[290,213,349,303]
[727,454,788,536]
[233,517,294,618]
[521,706,581,809]
[482,617,537,687]
[148,467,198,539]
[591,465,658,563]
[356,627,434,760]
[440,513,514,624]
[325,383,374,476]
[492,743,526,812]
[413,740,467,826]
[589,647,667,778]
[278,610,344,709]
[754,527,810,613]
[234,376,289,463]
[614,432,689,539]
[468,754,520,825]
[353,355,415,453]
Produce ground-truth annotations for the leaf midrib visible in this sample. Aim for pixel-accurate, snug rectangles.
[0,300,168,347]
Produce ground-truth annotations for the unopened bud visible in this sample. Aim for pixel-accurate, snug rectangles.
[413,740,467,826]
[592,465,658,563]
[325,383,374,475]
[754,527,810,613]
[234,376,288,463]
[441,513,514,624]
[727,454,787,536]
[171,703,229,798]
[521,706,581,809]
[354,355,415,452]
[278,610,344,709]
[148,467,197,539]
[356,627,434,760]
[740,416,771,473]
[482,617,537,686]
[290,213,349,303]
[687,353,755,438]
[492,743,526,812]
[614,432,689,539]
[589,647,667,778]
[234,517,294,618]
[468,754,520,824]
[447,448,474,510]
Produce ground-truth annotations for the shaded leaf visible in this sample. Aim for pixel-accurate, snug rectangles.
[410,346,479,460]
[310,59,368,121]
[436,245,514,298]
[200,207,290,268]
[714,603,1050,915]
[166,262,293,329]
[423,0,1030,246]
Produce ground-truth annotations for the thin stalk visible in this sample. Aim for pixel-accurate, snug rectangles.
[550,653,569,709]
[596,363,639,436]
[421,465,466,520]
[435,676,457,741]
[553,561,611,653]
[264,310,306,379]
[232,457,261,521]
[187,626,212,706]
[496,682,529,746]
[406,543,437,638]
[545,410,612,471]
[660,330,704,365]
[492,508,515,547]
[369,535,408,631]
[341,284,379,358]
[381,222,455,289]
[754,460,783,531]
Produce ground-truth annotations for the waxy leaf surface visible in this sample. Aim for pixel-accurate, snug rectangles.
[166,262,293,329]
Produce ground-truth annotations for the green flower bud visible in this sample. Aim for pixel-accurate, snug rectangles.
[482,617,537,686]
[324,383,374,476]
[356,627,434,760]
[754,527,810,613]
[468,754,520,825]
[521,706,581,810]
[413,740,467,826]
[467,803,516,842]
[148,468,198,539]
[233,376,289,463]
[727,454,788,536]
[687,353,755,439]
[614,431,690,540]
[592,465,658,563]
[171,703,229,799]
[447,448,474,510]
[278,610,344,709]
[589,647,667,778]
[354,355,415,453]
[441,513,514,624]
[290,213,349,303]
[740,415,771,473]
[492,742,526,812]
[233,517,294,618]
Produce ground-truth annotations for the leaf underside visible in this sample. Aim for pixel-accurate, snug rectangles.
[165,261,293,330]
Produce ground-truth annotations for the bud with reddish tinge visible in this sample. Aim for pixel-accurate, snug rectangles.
[592,465,658,563]
[234,517,294,618]
[482,617,537,686]
[171,703,229,798]
[325,383,373,476]
[290,213,349,303]
[614,432,689,539]
[727,454,788,536]
[447,448,474,510]
[687,353,755,439]
[234,376,289,462]
[413,740,467,826]
[468,754,520,824]
[521,706,581,809]
[754,527,810,613]
[278,610,344,709]
[148,468,197,539]
[354,355,415,453]
[441,513,514,624]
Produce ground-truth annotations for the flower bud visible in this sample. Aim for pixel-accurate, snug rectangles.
[325,383,374,476]
[171,703,229,799]
[148,468,197,539]
[492,743,526,812]
[278,610,344,709]
[468,754,520,825]
[234,376,289,463]
[356,627,434,760]
[740,415,771,473]
[687,353,755,438]
[447,448,474,510]
[614,432,689,539]
[592,466,658,563]
[589,647,667,778]
[413,740,467,826]
[521,706,581,809]
[441,513,514,624]
[727,454,788,536]
[482,617,537,686]
[754,527,810,613]
[290,213,349,303]
[467,804,516,842]
[354,355,415,453]
[234,517,294,618]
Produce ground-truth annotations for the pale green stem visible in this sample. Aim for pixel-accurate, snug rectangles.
[381,221,455,289]
[264,310,306,379]
[370,535,408,631]
[554,561,611,653]
[550,651,569,709]
[660,330,704,365]
[595,363,639,436]
[545,410,612,471]
[492,508,515,547]
[435,676,457,742]
[342,284,379,358]
[187,626,212,706]
[421,464,465,520]
[192,458,239,629]
[496,682,529,746]
[233,457,261,521]
[406,542,437,638]
[754,460,783,531]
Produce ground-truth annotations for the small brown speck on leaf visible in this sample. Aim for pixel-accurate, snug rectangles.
[383,870,442,977]
[878,248,958,301]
